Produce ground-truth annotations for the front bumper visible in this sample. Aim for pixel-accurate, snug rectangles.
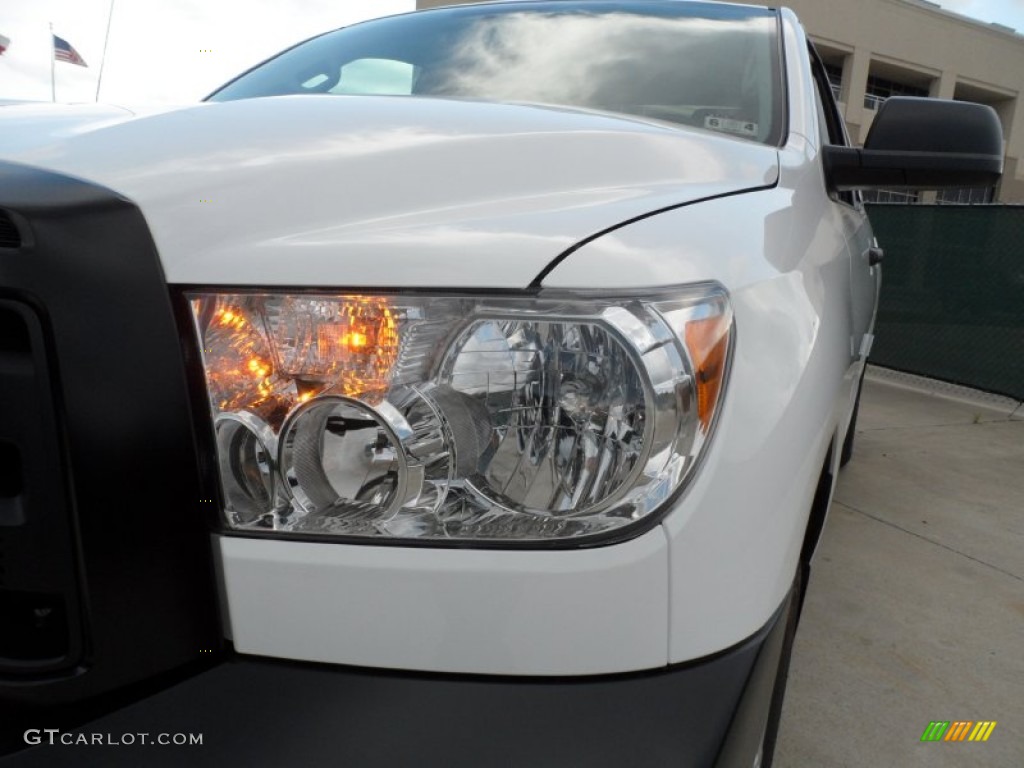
[2,589,791,768]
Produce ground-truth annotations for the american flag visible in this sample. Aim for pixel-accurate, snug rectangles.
[53,35,87,67]
[0,34,10,56]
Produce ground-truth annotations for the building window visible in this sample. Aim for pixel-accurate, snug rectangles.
[861,189,921,204]
[935,187,995,204]
[824,63,843,102]
[862,187,995,205]
[863,74,928,110]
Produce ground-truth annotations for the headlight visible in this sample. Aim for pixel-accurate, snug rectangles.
[188,285,732,545]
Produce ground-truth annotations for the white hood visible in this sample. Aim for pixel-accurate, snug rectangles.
[0,102,175,150]
[0,96,778,288]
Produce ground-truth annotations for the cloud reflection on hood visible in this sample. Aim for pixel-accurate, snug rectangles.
[427,12,776,141]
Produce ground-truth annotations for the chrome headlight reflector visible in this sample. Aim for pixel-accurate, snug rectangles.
[188,286,732,545]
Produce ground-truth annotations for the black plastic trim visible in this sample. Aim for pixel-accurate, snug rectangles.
[0,161,222,730]
[0,210,22,249]
[824,144,1003,190]
[773,8,790,149]
[0,299,84,678]
[1,589,794,767]
[823,97,1004,191]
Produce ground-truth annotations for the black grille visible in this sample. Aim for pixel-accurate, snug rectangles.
[0,161,222,731]
[0,300,80,674]
[0,210,20,249]
[0,305,30,357]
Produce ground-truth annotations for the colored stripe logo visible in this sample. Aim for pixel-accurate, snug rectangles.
[921,721,997,742]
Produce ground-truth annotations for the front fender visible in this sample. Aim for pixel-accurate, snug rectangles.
[540,171,854,661]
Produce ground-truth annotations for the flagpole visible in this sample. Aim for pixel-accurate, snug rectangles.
[49,22,56,102]
[95,0,115,101]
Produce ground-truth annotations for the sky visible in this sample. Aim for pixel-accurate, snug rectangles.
[940,0,1024,30]
[0,0,1023,104]
[0,0,413,103]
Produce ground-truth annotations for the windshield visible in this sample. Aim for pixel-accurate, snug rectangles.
[208,1,783,145]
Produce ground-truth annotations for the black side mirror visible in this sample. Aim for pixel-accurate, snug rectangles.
[823,97,1003,190]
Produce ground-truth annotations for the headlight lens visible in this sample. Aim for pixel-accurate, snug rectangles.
[188,286,732,544]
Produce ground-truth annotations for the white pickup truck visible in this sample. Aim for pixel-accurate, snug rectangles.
[0,2,1002,766]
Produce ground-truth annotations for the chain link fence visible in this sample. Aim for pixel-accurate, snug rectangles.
[866,204,1024,401]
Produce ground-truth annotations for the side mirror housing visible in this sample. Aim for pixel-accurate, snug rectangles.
[823,97,1003,190]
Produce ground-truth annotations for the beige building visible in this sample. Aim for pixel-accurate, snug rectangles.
[416,0,1024,202]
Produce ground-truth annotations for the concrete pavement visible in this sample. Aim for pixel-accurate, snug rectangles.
[775,368,1024,767]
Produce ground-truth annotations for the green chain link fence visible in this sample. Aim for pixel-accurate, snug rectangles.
[865,204,1024,401]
